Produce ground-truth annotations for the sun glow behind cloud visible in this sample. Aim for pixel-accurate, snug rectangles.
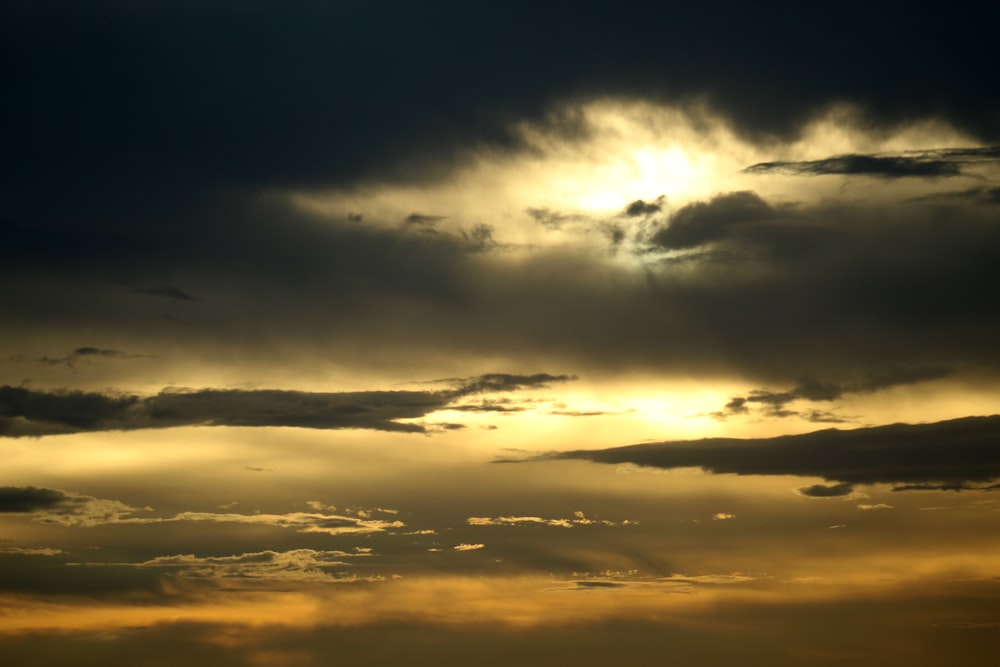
[290,99,988,256]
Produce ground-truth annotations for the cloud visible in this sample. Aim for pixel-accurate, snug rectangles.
[451,373,576,395]
[0,373,571,437]
[0,486,71,513]
[713,366,953,420]
[88,548,379,582]
[453,544,485,551]
[164,511,404,536]
[857,504,893,511]
[466,511,631,529]
[796,483,855,498]
[1,485,406,534]
[404,213,447,226]
[743,146,1000,179]
[0,546,63,556]
[525,207,588,230]
[545,414,1000,490]
[649,191,774,250]
[36,347,154,369]
[0,486,149,526]
[6,175,1000,389]
[622,197,664,217]
[906,185,1000,205]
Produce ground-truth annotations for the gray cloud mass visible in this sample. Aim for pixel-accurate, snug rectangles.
[545,415,1000,491]
[0,374,574,437]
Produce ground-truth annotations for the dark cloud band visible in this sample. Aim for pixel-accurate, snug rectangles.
[0,374,573,437]
[543,415,1000,490]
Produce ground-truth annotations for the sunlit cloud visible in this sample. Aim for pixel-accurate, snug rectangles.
[466,511,634,528]
[81,548,379,582]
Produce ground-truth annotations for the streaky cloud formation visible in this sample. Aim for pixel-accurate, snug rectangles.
[743,146,1000,178]
[545,415,1000,491]
[105,548,375,582]
[714,366,954,419]
[0,373,574,436]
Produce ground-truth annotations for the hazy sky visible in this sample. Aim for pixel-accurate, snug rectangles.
[3,2,999,665]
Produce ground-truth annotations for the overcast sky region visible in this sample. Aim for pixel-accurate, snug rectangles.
[3,2,1000,665]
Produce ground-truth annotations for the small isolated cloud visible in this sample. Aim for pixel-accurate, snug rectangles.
[622,196,664,217]
[712,513,736,521]
[857,503,894,511]
[796,482,855,498]
[453,543,485,551]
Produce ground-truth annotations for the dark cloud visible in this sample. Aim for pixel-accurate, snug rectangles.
[452,373,576,395]
[596,222,627,255]
[0,486,69,513]
[461,224,501,252]
[525,208,588,230]
[743,147,1000,179]
[2,3,1000,391]
[796,483,855,498]
[36,347,153,368]
[906,186,1000,205]
[713,366,953,419]
[574,581,626,589]
[5,2,997,217]
[545,415,1000,490]
[404,213,447,226]
[5,187,1000,386]
[0,373,572,437]
[650,191,774,250]
[622,198,664,217]
[0,385,140,433]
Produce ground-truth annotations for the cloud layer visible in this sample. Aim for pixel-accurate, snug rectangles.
[547,415,1000,491]
[0,374,573,436]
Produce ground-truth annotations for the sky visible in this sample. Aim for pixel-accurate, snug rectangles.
[2,2,1000,664]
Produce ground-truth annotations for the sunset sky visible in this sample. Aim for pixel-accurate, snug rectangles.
[3,2,1000,665]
